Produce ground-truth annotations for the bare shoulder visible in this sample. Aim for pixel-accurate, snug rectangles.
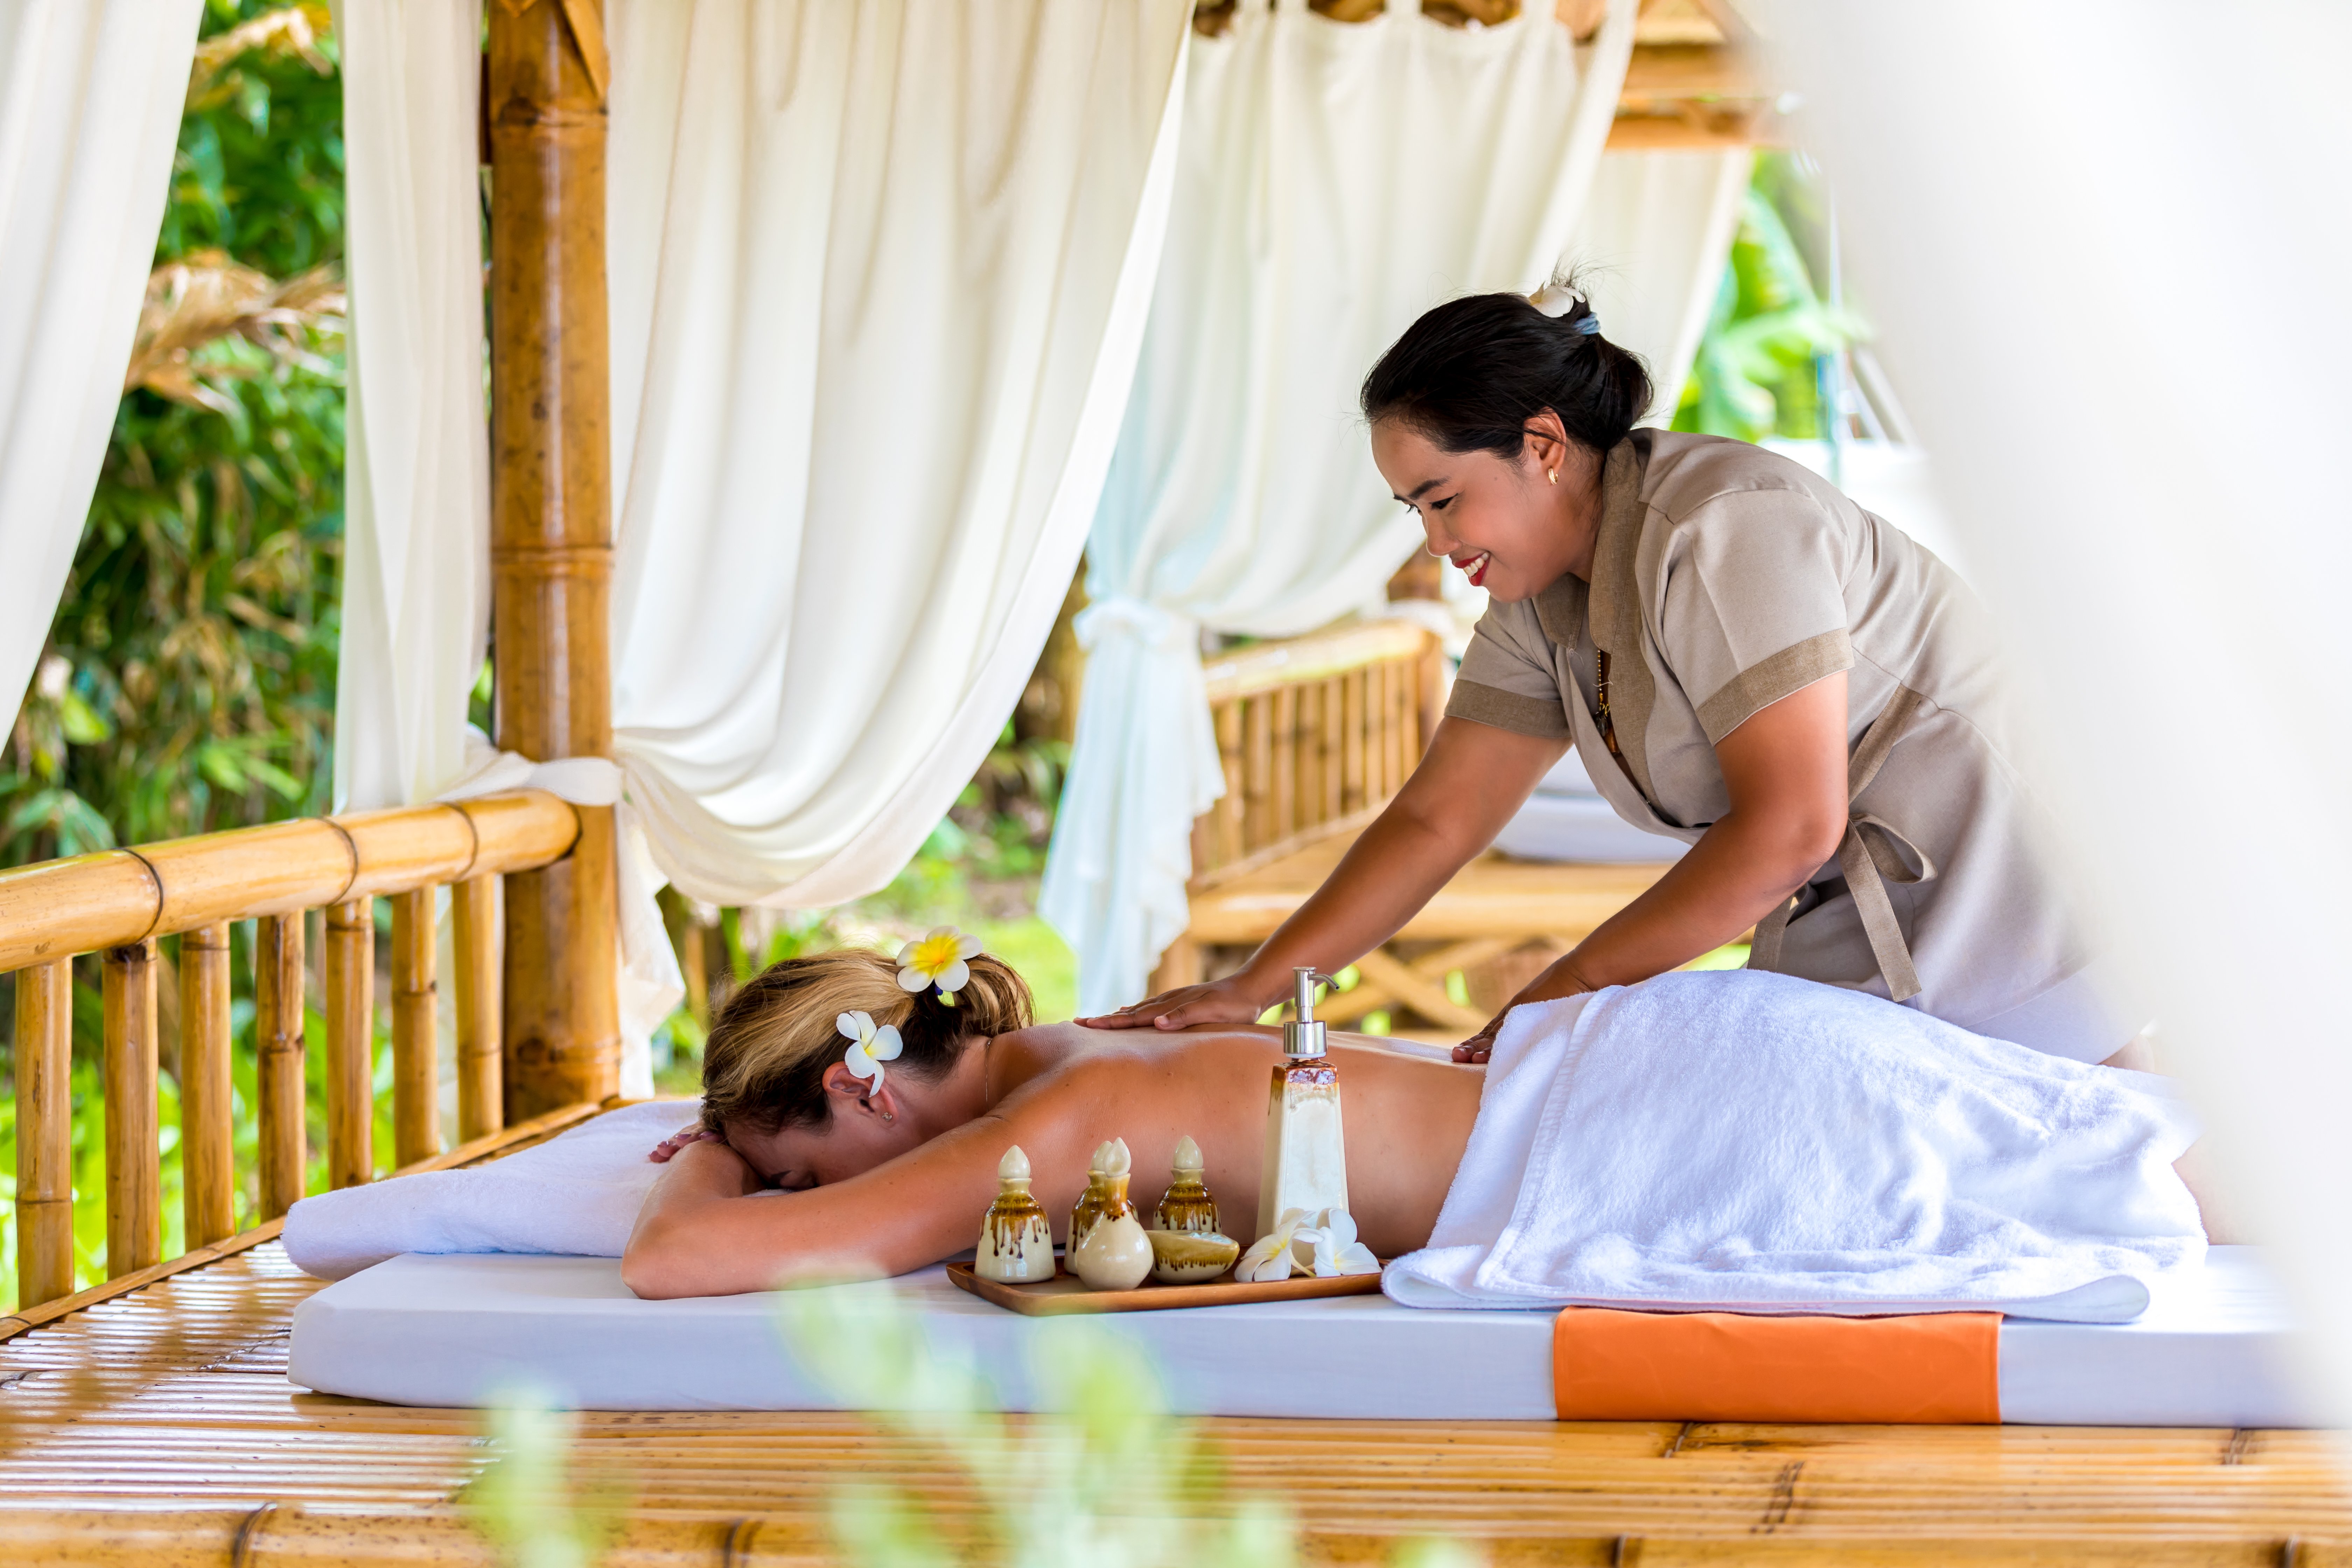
[982,1022,1284,1108]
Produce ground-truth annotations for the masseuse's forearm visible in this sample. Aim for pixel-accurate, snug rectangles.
[1532,808,1833,999]
[1230,802,1481,1006]
[1227,718,1566,1006]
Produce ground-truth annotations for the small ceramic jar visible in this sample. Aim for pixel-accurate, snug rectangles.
[1152,1134,1219,1236]
[1071,1139,1153,1291]
[1068,1139,1115,1254]
[975,1145,1056,1284]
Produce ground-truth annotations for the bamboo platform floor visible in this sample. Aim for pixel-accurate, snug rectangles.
[3,1241,2351,1564]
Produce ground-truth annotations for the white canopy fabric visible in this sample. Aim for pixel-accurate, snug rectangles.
[0,0,203,727]
[1771,0,2352,1424]
[602,0,1191,911]
[1040,0,1638,1015]
[331,0,1191,1079]
[330,0,488,814]
[1575,147,1752,425]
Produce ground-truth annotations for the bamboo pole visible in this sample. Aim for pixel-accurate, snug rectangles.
[1211,700,1245,872]
[451,874,502,1143]
[178,923,237,1248]
[1271,686,1297,844]
[390,888,440,1166]
[13,959,74,1309]
[1342,669,1368,812]
[489,0,623,1120]
[1321,675,1345,822]
[0,791,576,974]
[1243,694,1273,850]
[102,941,161,1278]
[254,913,307,1219]
[324,899,375,1189]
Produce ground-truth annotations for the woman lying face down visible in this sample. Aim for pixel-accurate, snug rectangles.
[622,948,1486,1299]
[622,952,2232,1303]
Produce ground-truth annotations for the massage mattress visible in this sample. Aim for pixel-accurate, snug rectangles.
[289,1246,2316,1425]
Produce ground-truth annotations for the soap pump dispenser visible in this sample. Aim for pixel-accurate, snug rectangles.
[1256,967,1350,1243]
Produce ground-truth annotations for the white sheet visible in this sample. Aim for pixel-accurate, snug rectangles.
[1387,974,2207,1320]
[287,1247,2316,1426]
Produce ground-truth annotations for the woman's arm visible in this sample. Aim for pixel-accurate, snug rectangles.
[1454,673,1851,1059]
[621,1059,1136,1299]
[1078,716,1565,1030]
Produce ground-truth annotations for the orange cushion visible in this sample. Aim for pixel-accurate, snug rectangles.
[1552,1307,2002,1424]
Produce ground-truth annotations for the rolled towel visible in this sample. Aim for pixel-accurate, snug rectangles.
[283,1100,701,1280]
[1386,971,2205,1322]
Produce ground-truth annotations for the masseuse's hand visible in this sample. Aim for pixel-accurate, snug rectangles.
[1076,975,1270,1031]
[648,1126,723,1163]
[1454,956,1598,1064]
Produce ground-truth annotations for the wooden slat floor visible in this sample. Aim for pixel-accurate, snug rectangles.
[3,1243,2351,1564]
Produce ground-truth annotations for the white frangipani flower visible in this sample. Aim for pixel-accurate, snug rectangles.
[897,926,985,996]
[1305,1207,1379,1277]
[836,1010,904,1096]
[1236,1208,1313,1283]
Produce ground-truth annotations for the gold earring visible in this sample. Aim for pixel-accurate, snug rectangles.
[1547,468,1558,485]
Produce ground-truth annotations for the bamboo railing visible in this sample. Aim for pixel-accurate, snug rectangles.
[1189,619,1446,892]
[4,789,579,1310]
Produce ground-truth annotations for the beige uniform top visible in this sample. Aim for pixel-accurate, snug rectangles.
[1448,430,2105,1052]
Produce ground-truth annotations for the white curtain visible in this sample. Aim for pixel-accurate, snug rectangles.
[1769,1,2352,1424]
[0,0,203,726]
[330,0,488,813]
[1574,147,1751,425]
[1041,0,1639,1015]
[602,0,1192,909]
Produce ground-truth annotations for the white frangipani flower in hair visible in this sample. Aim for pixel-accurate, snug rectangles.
[897,926,985,996]
[836,1010,903,1096]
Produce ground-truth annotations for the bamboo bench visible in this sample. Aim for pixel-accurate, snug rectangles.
[1148,618,1675,1035]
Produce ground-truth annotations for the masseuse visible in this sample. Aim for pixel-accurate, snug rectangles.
[1083,279,2122,1065]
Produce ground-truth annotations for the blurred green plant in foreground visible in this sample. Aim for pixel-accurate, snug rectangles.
[774,1280,1480,1568]
[467,1391,626,1568]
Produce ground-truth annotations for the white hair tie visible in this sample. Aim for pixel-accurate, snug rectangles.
[1528,281,1584,318]
[1530,281,1603,336]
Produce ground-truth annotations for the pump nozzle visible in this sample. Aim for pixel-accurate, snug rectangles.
[1283,967,1338,1058]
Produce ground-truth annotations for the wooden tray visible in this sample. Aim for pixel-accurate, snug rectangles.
[946,1260,1383,1316]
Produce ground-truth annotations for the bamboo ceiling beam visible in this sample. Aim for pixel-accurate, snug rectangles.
[487,0,622,1121]
[0,792,577,975]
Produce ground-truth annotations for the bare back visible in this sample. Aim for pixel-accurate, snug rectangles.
[626,1025,1483,1298]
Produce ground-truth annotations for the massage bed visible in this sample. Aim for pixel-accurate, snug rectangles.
[289,1244,2315,1426]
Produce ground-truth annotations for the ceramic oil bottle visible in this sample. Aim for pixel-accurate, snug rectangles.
[1153,1135,1220,1236]
[1071,1138,1153,1290]
[1069,1139,1115,1253]
[1256,967,1350,1243]
[974,1145,1056,1284]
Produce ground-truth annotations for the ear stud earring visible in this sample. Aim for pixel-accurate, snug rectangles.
[1547,468,1558,485]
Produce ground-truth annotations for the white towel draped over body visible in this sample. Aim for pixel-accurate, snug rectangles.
[282,1102,700,1281]
[1387,972,2206,1323]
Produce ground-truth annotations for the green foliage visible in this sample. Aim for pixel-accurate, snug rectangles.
[1674,152,1860,443]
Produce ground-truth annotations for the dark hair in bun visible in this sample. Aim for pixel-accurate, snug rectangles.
[1360,276,1654,464]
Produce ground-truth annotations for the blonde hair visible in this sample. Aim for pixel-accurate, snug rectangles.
[698,947,1033,1134]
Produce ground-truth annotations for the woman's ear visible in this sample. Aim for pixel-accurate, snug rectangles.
[1522,407,1569,473]
[820,1062,901,1125]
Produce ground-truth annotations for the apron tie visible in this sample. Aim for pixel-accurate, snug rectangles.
[1751,685,1929,1002]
